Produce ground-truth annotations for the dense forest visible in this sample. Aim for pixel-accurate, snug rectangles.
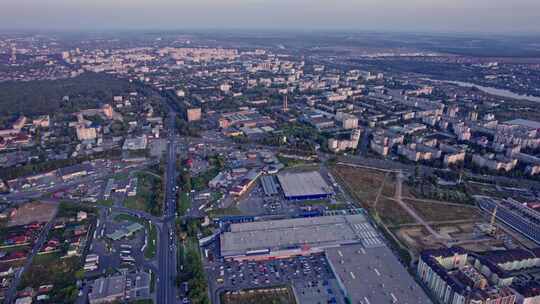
[0,72,132,119]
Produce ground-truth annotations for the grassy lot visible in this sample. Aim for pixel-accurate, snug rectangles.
[331,165,417,227]
[375,198,416,226]
[207,206,244,217]
[221,286,297,304]
[177,192,190,216]
[277,155,310,168]
[296,199,330,207]
[95,199,114,207]
[112,171,130,181]
[144,223,157,259]
[114,213,143,223]
[405,199,479,222]
[128,300,154,304]
[123,172,163,216]
[330,165,390,208]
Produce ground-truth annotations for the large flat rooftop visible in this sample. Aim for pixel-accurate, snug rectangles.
[260,175,279,196]
[326,244,431,304]
[88,275,126,302]
[505,119,540,129]
[221,214,383,257]
[277,171,333,199]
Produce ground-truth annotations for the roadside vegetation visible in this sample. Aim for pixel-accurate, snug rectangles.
[176,218,210,304]
[123,171,163,216]
[221,286,296,304]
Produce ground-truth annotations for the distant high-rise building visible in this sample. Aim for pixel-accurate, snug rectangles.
[102,104,114,119]
[186,108,202,122]
[219,83,231,92]
[76,126,97,141]
[283,95,289,112]
[10,47,16,62]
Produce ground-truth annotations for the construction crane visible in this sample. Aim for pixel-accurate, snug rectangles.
[489,205,498,236]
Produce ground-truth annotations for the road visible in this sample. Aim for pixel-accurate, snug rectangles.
[4,208,59,304]
[1,160,155,204]
[1,88,183,304]
[157,110,180,304]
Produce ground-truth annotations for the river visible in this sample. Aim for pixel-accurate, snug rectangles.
[429,79,540,103]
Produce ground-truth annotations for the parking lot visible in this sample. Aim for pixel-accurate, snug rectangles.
[207,253,345,304]
[237,180,351,218]
[85,211,151,277]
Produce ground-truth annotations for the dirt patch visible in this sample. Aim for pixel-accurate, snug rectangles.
[375,197,416,226]
[394,222,507,255]
[7,202,57,227]
[404,199,479,222]
[330,165,391,208]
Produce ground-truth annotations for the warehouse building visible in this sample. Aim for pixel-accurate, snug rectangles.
[260,175,279,196]
[88,275,126,304]
[220,214,382,260]
[326,244,431,304]
[277,171,333,201]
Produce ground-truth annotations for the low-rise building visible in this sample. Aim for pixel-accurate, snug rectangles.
[88,275,126,304]
[122,135,148,150]
[76,125,97,141]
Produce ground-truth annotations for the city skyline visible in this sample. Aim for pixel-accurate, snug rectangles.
[3,5,540,303]
[2,0,540,33]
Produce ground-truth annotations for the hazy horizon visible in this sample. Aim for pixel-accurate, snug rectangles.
[2,0,540,34]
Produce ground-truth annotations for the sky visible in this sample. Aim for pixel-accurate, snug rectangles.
[2,0,540,33]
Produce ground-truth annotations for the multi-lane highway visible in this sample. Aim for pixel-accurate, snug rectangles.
[157,111,180,304]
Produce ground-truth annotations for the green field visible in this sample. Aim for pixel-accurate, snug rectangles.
[123,172,163,216]
[177,192,191,216]
[144,223,157,259]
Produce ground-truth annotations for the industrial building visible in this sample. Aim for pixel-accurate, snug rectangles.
[220,214,382,260]
[122,135,148,151]
[106,222,144,241]
[186,107,202,122]
[277,171,333,201]
[88,272,151,304]
[57,163,94,181]
[260,175,279,196]
[88,275,126,304]
[326,244,431,304]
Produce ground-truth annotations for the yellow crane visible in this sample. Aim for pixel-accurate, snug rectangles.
[489,205,498,235]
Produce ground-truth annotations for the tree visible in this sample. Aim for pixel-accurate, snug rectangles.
[180,169,192,192]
